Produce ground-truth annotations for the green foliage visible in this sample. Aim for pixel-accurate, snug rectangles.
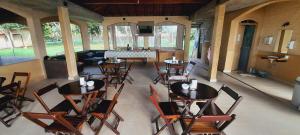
[42,22,62,42]
[0,23,26,31]
[88,23,102,35]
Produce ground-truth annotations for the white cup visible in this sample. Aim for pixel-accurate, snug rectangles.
[80,77,86,86]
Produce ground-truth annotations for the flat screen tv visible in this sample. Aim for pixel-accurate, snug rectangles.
[137,21,154,36]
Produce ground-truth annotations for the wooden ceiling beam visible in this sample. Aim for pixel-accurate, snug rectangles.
[84,0,208,5]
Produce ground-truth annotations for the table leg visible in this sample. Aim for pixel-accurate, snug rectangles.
[64,95,82,114]
[82,93,93,115]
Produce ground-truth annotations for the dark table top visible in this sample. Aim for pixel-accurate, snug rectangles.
[59,79,105,95]
[164,59,184,65]
[170,82,218,100]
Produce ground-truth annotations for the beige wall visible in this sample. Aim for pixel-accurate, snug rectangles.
[254,1,300,83]
[0,60,45,85]
[220,1,300,84]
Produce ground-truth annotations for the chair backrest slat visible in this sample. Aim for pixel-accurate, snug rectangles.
[33,83,59,113]
[198,115,232,122]
[11,72,30,96]
[220,86,240,100]
[36,83,58,96]
[217,86,243,115]
[23,112,82,135]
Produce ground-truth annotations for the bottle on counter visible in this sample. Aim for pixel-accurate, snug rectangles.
[127,44,130,51]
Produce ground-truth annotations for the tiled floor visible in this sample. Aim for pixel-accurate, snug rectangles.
[1,63,300,135]
[224,71,293,102]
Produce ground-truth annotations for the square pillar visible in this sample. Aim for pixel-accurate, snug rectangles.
[208,4,226,82]
[144,36,149,48]
[58,6,78,80]
[27,17,47,59]
[26,17,47,79]
[80,22,90,50]
[184,24,192,61]
[102,24,109,50]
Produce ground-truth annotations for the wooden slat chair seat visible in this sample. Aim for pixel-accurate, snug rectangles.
[23,112,85,135]
[196,86,242,115]
[33,83,80,114]
[0,82,21,127]
[89,83,125,135]
[182,114,236,135]
[149,84,180,135]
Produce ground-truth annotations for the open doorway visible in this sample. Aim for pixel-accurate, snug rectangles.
[238,20,257,72]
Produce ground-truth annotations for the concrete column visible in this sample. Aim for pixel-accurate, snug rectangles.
[57,6,78,80]
[223,20,239,73]
[79,22,90,50]
[184,24,192,61]
[208,4,226,82]
[103,23,109,50]
[26,17,47,59]
[144,36,149,48]
[26,17,47,78]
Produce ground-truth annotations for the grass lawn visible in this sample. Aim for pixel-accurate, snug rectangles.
[0,40,194,57]
[0,42,104,57]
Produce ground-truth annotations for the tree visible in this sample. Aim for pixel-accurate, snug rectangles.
[0,23,26,48]
[88,23,102,40]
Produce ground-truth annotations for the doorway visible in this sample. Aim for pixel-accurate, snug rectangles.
[238,23,256,72]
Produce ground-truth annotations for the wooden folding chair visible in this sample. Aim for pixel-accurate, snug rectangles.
[10,72,34,106]
[182,114,236,135]
[153,62,167,84]
[89,83,125,135]
[0,77,6,87]
[0,82,21,127]
[149,84,180,135]
[23,112,86,135]
[196,85,243,116]
[99,63,121,88]
[121,63,133,84]
[33,83,80,114]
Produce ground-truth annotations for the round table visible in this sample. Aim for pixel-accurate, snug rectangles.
[170,82,218,115]
[164,59,184,75]
[59,79,105,114]
[170,82,218,101]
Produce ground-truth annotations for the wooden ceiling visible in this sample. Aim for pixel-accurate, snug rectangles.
[0,8,26,25]
[69,0,212,17]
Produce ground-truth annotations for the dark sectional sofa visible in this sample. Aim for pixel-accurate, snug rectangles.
[44,50,106,78]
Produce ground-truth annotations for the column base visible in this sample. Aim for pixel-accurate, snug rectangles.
[68,75,79,80]
[223,70,231,73]
[209,79,217,83]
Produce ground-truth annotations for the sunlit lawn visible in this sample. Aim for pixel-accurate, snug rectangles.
[0,40,195,57]
[0,43,104,57]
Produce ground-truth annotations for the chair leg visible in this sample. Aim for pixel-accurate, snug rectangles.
[112,110,124,121]
[104,121,120,135]
[155,124,168,135]
[151,115,160,123]
[94,119,105,135]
